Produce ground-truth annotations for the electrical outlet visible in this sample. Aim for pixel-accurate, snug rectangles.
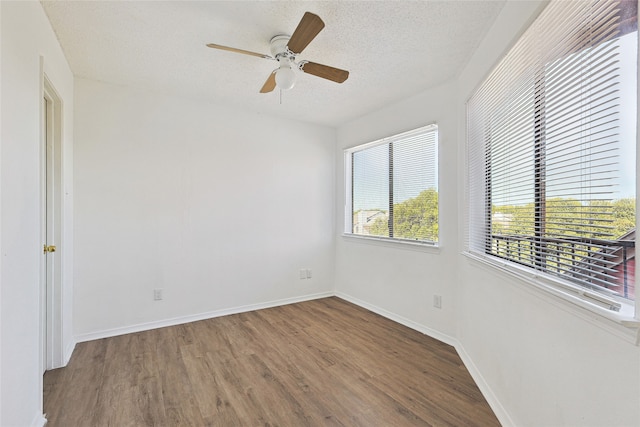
[154,289,163,301]
[299,269,307,279]
[306,269,312,279]
[433,295,442,309]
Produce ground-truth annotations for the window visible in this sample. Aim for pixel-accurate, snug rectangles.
[345,124,438,245]
[467,0,637,311]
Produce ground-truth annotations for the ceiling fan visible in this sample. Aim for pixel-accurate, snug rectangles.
[207,12,349,93]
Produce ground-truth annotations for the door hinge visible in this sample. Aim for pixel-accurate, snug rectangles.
[43,245,56,254]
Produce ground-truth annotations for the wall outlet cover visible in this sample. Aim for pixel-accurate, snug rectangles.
[433,295,442,309]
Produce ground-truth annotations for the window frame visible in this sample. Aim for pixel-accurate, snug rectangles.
[344,124,440,248]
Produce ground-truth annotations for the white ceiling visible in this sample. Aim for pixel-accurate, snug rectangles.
[41,1,505,127]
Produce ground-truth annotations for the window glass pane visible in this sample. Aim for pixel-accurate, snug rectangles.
[393,132,439,242]
[352,144,389,237]
[489,80,537,241]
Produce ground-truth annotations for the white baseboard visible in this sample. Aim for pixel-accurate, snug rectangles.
[454,344,514,427]
[74,291,334,343]
[63,340,76,366]
[334,291,458,347]
[334,291,513,427]
[31,413,47,427]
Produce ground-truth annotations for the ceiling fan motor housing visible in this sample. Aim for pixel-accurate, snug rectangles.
[270,35,292,59]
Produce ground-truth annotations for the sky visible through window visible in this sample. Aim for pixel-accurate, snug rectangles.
[352,134,438,212]
[490,31,637,207]
[617,31,637,199]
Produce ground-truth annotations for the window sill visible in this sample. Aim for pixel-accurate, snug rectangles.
[342,233,440,253]
[463,251,640,345]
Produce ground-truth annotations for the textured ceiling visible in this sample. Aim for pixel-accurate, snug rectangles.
[41,1,505,127]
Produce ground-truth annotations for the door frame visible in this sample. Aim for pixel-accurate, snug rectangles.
[40,74,63,372]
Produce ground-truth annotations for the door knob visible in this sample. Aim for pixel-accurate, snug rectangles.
[43,245,56,253]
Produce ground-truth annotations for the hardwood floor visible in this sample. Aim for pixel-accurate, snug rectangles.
[44,297,500,426]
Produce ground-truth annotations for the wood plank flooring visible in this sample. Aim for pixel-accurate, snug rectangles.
[43,297,500,426]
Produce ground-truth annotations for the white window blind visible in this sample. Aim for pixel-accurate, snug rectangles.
[348,124,438,244]
[467,0,637,306]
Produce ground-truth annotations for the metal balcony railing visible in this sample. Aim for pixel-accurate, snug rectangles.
[490,234,635,299]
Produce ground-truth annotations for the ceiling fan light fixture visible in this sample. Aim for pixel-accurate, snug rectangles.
[275,65,296,90]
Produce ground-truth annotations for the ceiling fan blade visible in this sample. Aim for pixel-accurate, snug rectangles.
[260,72,277,93]
[301,62,349,83]
[206,43,272,59]
[287,12,325,54]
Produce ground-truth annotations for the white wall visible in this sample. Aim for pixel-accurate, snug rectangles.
[335,1,640,426]
[73,78,336,338]
[334,80,459,340]
[0,1,74,426]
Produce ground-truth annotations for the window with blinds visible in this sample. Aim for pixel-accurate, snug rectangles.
[467,0,637,309]
[346,124,438,244]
